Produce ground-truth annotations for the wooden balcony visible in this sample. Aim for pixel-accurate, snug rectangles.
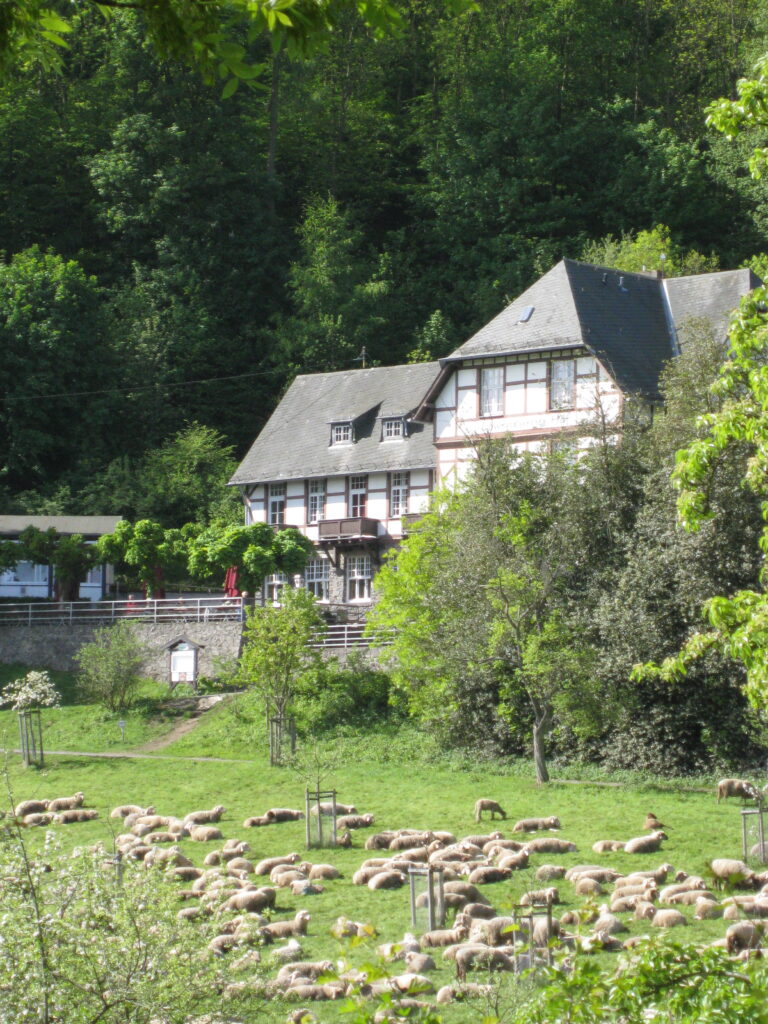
[401,513,423,535]
[317,517,380,542]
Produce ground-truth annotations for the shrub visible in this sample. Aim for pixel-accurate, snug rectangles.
[74,620,145,712]
[0,670,61,711]
[294,652,392,731]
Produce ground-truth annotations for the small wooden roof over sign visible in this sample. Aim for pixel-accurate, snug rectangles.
[165,636,205,652]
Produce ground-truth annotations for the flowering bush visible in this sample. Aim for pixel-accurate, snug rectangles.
[1,670,61,711]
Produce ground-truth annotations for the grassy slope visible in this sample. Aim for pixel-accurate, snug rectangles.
[1,696,753,1024]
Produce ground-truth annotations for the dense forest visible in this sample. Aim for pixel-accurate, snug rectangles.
[4,0,768,517]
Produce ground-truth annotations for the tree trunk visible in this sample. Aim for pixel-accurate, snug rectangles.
[531,702,553,784]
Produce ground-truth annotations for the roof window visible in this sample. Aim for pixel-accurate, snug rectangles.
[382,417,406,440]
[330,422,353,446]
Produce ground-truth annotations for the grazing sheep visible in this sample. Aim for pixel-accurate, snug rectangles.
[717,779,759,803]
[110,804,154,819]
[337,814,375,830]
[710,859,755,887]
[520,887,560,907]
[15,800,49,817]
[47,792,85,813]
[592,840,625,854]
[623,830,667,855]
[473,799,507,823]
[188,825,223,842]
[263,807,304,823]
[513,816,561,833]
[524,837,577,854]
[651,909,687,928]
[184,805,225,825]
[53,809,98,824]
[259,910,312,943]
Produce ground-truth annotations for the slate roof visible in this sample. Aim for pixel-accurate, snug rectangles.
[229,362,441,486]
[0,515,121,538]
[441,259,756,402]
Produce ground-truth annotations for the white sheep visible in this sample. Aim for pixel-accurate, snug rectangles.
[47,792,85,812]
[259,910,312,943]
[473,799,507,822]
[109,804,154,819]
[15,799,49,817]
[623,830,667,855]
[512,816,561,832]
[717,779,759,803]
[188,825,223,842]
[184,805,225,825]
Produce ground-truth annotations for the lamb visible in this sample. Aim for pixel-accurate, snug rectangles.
[184,805,225,825]
[23,812,53,827]
[264,808,305,823]
[717,778,759,803]
[623,830,667,855]
[259,910,312,943]
[337,813,375,830]
[592,840,625,853]
[47,792,85,812]
[53,809,98,824]
[15,799,49,817]
[651,908,687,928]
[243,815,271,827]
[110,804,154,819]
[512,816,561,833]
[473,799,507,822]
[188,825,223,842]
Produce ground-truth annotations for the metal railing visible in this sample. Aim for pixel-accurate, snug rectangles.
[0,596,244,627]
[309,623,393,648]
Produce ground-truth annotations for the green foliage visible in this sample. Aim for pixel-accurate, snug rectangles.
[294,652,392,732]
[97,520,187,598]
[19,526,96,602]
[74,620,145,712]
[237,586,324,717]
[582,224,719,276]
[187,520,313,591]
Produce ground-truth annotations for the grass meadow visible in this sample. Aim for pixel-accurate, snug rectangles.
[0,676,760,1023]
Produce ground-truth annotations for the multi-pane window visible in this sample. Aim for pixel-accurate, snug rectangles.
[268,482,286,526]
[383,417,404,440]
[331,422,352,445]
[347,555,372,602]
[265,572,288,604]
[308,478,325,524]
[390,471,409,518]
[304,557,329,601]
[480,367,504,417]
[550,360,576,410]
[349,475,367,518]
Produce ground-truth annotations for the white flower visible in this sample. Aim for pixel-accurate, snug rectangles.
[1,671,61,711]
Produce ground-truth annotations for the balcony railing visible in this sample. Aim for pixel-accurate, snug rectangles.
[0,597,243,627]
[317,517,380,542]
[401,513,423,534]
[308,622,394,648]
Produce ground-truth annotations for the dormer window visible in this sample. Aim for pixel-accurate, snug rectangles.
[331,422,353,445]
[382,417,405,440]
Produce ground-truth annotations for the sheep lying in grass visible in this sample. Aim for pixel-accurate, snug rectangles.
[473,799,507,823]
[184,805,225,825]
[54,809,98,824]
[520,887,560,907]
[337,814,375,830]
[218,886,276,915]
[47,792,85,812]
[513,816,561,833]
[110,804,154,819]
[259,910,311,943]
[623,830,667,855]
[310,802,356,816]
[255,853,300,876]
[524,837,576,855]
[264,808,304,823]
[188,825,223,842]
[15,800,49,817]
[593,840,625,853]
[717,779,759,803]
[23,812,53,827]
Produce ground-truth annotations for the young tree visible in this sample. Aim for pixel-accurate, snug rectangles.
[19,526,96,602]
[74,620,145,711]
[96,520,187,598]
[237,587,324,720]
[187,520,314,593]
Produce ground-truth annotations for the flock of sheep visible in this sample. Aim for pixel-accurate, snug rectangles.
[10,776,768,1021]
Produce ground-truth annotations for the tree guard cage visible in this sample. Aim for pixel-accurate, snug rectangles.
[742,805,768,863]
[305,789,338,849]
[510,904,555,971]
[408,864,445,932]
[269,715,296,766]
[18,710,44,767]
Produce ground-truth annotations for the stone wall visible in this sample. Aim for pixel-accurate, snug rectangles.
[0,622,244,681]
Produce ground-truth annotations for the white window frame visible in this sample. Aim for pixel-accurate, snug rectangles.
[308,478,325,524]
[382,417,404,440]
[349,475,367,518]
[331,422,353,445]
[265,572,288,604]
[268,482,286,526]
[347,554,372,602]
[304,557,329,602]
[390,471,409,518]
[550,359,576,410]
[480,367,504,417]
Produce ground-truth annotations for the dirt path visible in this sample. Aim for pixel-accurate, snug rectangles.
[134,695,225,753]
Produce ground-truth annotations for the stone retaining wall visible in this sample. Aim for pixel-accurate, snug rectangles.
[0,622,244,681]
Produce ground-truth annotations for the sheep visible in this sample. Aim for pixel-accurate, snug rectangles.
[443,881,487,902]
[651,908,687,928]
[188,825,223,842]
[353,866,389,886]
[694,897,723,920]
[473,799,507,823]
[261,807,304,823]
[435,983,495,1004]
[593,910,627,935]
[710,858,755,887]
[667,889,716,906]
[461,832,504,847]
[420,924,469,948]
[47,792,85,813]
[513,816,561,833]
[615,864,674,886]
[726,920,764,954]
[331,916,377,940]
[404,951,436,974]
[536,864,567,881]
[524,837,577,854]
[565,864,609,880]
[592,840,625,853]
[365,831,398,850]
[569,868,621,885]
[455,945,516,981]
[717,779,759,803]
[575,877,603,897]
[467,865,511,886]
[623,830,667,855]
[23,812,54,827]
[110,804,154,819]
[368,870,407,890]
[276,960,334,987]
[243,815,271,827]
[15,799,49,817]
[226,857,255,874]
[310,801,356,816]
[218,887,276,914]
[483,839,525,856]
[389,832,434,851]
[184,805,225,825]
[337,813,375,830]
[468,915,519,946]
[307,863,341,881]
[520,887,560,907]
[458,903,498,922]
[634,901,657,921]
[53,809,98,824]
[497,850,529,872]
[146,831,184,844]
[259,910,311,943]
